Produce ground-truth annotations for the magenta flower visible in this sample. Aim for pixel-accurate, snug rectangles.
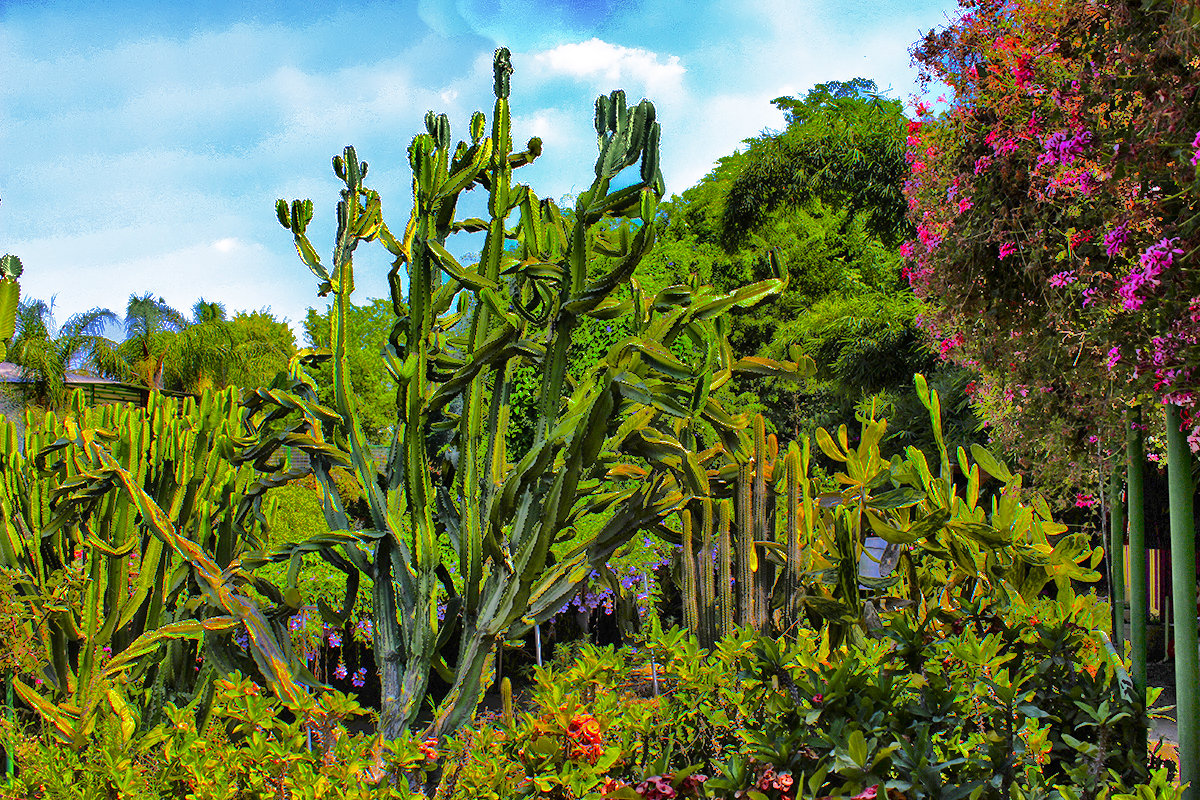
[1191,129,1200,167]
[998,242,1017,260]
[1103,225,1128,258]
[1048,270,1076,288]
[1105,347,1121,369]
[1118,237,1182,311]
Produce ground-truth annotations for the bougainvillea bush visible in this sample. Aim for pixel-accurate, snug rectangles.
[903,0,1200,495]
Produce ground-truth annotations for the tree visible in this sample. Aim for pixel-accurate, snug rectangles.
[7,298,121,409]
[302,297,394,445]
[721,79,912,249]
[639,79,974,454]
[117,293,188,391]
[165,301,295,394]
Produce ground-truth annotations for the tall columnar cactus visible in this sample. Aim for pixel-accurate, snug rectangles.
[0,255,21,361]
[0,389,308,745]
[247,48,790,739]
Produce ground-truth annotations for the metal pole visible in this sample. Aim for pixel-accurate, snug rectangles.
[1109,467,1126,647]
[1165,402,1199,798]
[534,623,543,667]
[1127,410,1147,698]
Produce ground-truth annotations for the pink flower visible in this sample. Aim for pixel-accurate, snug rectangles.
[1191,129,1200,167]
[998,242,1017,260]
[1105,347,1121,369]
[899,241,915,259]
[1103,225,1128,258]
[1075,493,1098,509]
[1118,237,1182,311]
[957,197,973,214]
[1048,270,1076,288]
[1013,55,1034,88]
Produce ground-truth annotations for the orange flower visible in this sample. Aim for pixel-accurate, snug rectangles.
[418,737,439,761]
[567,713,603,745]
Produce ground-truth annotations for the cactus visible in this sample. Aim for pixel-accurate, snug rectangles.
[246,48,788,739]
[501,676,513,726]
[0,255,21,360]
[678,374,1104,647]
[0,389,310,745]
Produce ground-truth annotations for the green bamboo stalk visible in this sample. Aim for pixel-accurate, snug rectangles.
[1127,409,1147,699]
[1165,402,1199,798]
[1109,468,1126,647]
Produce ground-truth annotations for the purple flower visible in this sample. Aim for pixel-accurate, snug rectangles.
[334,661,348,680]
[326,628,342,648]
[1105,346,1121,369]
[1040,129,1093,166]
[1191,129,1200,167]
[1048,270,1076,288]
[1117,237,1182,311]
[352,667,367,688]
[1103,225,1128,258]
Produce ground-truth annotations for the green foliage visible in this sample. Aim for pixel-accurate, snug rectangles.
[639,79,973,453]
[303,297,395,445]
[8,672,429,799]
[0,389,311,747]
[432,606,1168,798]
[7,300,123,409]
[674,374,1101,651]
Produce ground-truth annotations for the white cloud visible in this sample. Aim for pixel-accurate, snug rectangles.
[530,38,686,97]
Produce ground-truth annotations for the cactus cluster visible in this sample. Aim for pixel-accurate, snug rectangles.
[676,375,1102,647]
[246,47,793,739]
[0,389,308,746]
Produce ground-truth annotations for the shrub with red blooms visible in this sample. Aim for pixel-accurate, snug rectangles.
[904,0,1200,495]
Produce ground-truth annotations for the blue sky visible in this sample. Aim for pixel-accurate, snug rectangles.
[0,0,957,342]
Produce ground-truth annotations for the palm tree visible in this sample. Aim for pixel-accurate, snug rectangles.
[7,299,122,409]
[118,293,188,391]
[165,298,236,394]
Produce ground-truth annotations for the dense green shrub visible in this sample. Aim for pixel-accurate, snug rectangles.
[13,593,1171,799]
